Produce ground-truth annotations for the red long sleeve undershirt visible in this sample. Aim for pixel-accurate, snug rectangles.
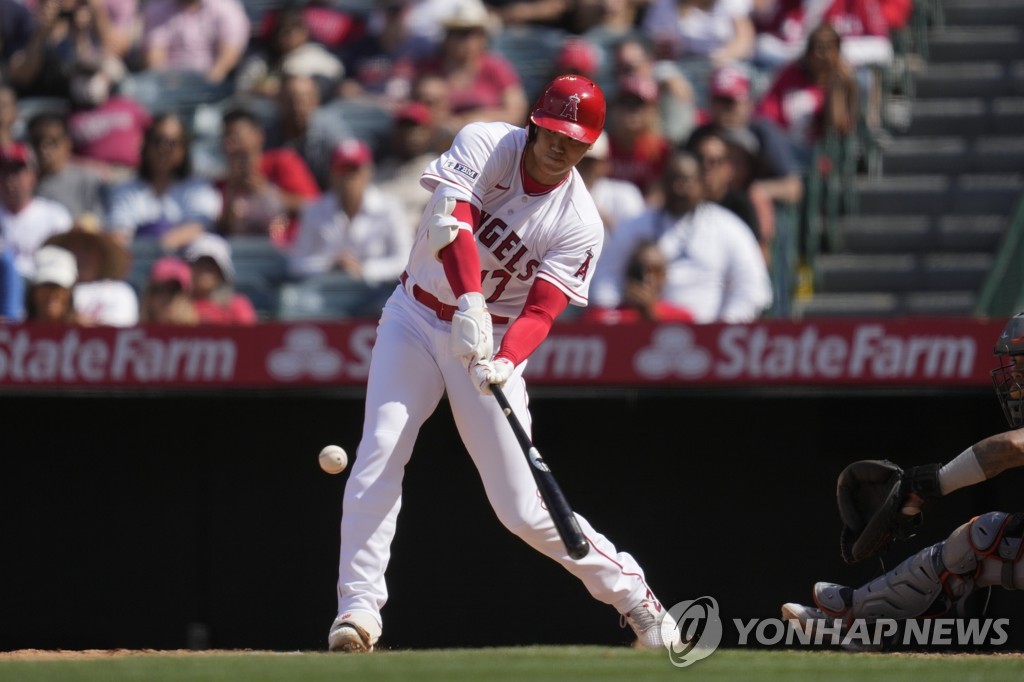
[438,200,569,366]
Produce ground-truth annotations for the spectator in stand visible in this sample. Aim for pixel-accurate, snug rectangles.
[45,226,138,326]
[105,113,221,250]
[184,232,256,325]
[416,0,528,131]
[606,74,672,201]
[266,72,355,191]
[583,240,695,323]
[752,1,891,129]
[66,61,151,183]
[686,64,804,206]
[8,0,130,100]
[576,131,647,235]
[0,143,73,280]
[141,0,250,84]
[582,0,652,37]
[687,127,760,241]
[756,22,859,164]
[215,107,320,247]
[235,5,346,99]
[254,0,365,54]
[592,150,772,323]
[24,244,79,324]
[339,0,432,105]
[410,72,456,153]
[28,112,107,233]
[0,244,24,320]
[289,138,412,284]
[0,87,17,150]
[139,255,197,324]
[612,35,697,145]
[375,101,439,230]
[0,0,34,78]
[641,0,755,67]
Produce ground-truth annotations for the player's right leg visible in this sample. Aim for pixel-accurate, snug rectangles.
[444,358,672,649]
[331,292,447,652]
[783,511,1024,632]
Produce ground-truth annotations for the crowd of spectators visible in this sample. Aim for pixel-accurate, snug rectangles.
[0,0,915,326]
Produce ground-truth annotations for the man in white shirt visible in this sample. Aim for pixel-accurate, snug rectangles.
[592,149,771,323]
[0,143,72,279]
[289,138,413,284]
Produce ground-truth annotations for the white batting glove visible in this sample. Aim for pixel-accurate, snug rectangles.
[470,357,514,395]
[450,292,493,365]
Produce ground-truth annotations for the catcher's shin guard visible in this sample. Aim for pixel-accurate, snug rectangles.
[817,511,1024,622]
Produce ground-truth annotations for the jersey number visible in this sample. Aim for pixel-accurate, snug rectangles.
[481,269,512,303]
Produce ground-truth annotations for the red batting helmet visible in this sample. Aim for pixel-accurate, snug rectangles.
[529,75,605,145]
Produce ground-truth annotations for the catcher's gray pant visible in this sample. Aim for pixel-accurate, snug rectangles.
[818,511,1024,621]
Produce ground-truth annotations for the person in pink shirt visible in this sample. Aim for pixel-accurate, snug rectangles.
[141,0,250,83]
[416,0,527,130]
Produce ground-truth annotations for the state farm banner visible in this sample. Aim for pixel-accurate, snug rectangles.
[0,318,1005,390]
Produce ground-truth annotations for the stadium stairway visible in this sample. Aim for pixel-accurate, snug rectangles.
[793,0,1024,318]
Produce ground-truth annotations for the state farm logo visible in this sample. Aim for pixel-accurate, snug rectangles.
[267,327,344,381]
[635,326,712,379]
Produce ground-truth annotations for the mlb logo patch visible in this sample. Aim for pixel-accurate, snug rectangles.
[444,159,480,180]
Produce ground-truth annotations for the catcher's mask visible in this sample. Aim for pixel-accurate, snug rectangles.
[991,312,1024,428]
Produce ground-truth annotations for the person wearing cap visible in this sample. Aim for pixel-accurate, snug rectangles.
[289,138,412,285]
[24,244,79,324]
[606,74,672,200]
[576,131,646,235]
[45,227,139,327]
[0,142,74,280]
[416,0,528,132]
[216,107,321,247]
[611,35,697,146]
[375,101,440,229]
[686,64,804,206]
[139,256,198,325]
[328,74,679,654]
[181,232,256,325]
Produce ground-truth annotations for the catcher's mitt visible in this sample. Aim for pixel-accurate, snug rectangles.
[836,459,942,564]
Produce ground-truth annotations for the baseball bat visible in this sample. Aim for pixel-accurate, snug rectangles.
[491,385,590,560]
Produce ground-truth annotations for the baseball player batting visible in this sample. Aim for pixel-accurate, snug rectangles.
[782,311,1024,643]
[328,75,674,652]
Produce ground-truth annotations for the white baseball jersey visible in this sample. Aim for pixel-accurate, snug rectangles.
[407,122,604,320]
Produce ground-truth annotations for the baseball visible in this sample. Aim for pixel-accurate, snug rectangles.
[319,445,348,474]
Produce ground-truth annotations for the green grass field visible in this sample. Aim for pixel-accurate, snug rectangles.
[2,647,1024,682]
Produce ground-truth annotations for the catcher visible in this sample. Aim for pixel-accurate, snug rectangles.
[782,312,1024,632]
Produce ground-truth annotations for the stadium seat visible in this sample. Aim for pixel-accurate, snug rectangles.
[277,273,396,320]
[227,235,290,286]
[119,69,235,126]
